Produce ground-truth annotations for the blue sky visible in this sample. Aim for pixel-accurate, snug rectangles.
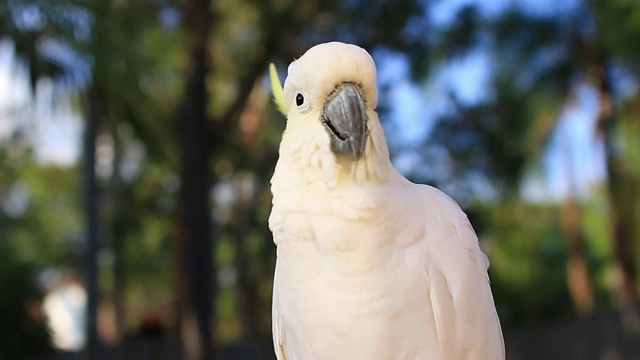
[0,38,82,166]
[522,84,607,201]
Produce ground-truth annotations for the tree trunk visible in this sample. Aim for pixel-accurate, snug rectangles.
[561,197,595,315]
[84,85,107,360]
[559,121,594,315]
[177,0,215,359]
[590,58,638,307]
[111,124,127,344]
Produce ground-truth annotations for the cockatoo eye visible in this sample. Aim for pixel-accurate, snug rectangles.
[295,93,305,107]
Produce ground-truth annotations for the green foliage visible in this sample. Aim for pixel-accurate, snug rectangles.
[592,0,640,71]
[0,138,82,267]
[0,142,59,357]
[475,201,573,324]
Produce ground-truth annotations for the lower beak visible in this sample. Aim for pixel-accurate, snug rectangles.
[322,83,367,159]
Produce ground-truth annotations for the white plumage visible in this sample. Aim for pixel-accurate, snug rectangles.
[269,42,504,360]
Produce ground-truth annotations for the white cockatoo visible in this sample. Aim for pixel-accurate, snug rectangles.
[268,42,504,360]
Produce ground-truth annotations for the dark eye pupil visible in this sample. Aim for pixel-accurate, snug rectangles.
[296,93,304,106]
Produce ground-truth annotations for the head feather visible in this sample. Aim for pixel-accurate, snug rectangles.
[270,63,288,115]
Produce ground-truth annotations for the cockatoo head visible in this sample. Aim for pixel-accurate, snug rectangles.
[274,42,395,188]
[283,42,378,160]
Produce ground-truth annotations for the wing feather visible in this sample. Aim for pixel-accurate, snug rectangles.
[428,268,457,359]
[272,266,288,360]
[421,186,505,359]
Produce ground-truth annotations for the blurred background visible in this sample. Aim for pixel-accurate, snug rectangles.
[1,0,640,359]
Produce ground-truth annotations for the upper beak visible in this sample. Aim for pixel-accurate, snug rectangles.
[322,83,367,159]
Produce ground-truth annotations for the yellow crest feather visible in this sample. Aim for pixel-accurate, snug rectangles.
[269,63,288,115]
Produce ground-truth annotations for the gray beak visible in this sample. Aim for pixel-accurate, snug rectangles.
[322,83,367,159]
